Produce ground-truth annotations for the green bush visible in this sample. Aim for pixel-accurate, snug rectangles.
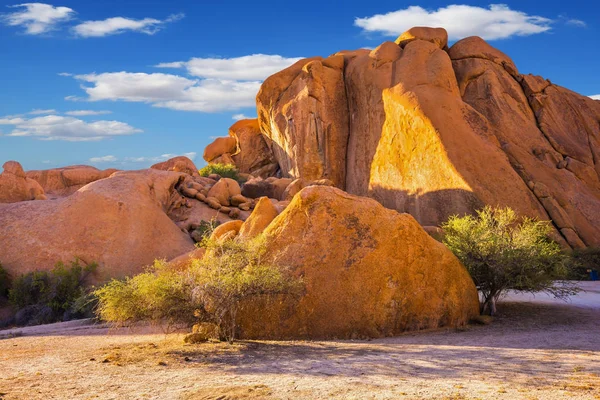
[8,259,97,320]
[95,236,303,342]
[568,247,600,280]
[191,236,304,342]
[95,260,197,330]
[442,206,577,315]
[191,219,221,242]
[0,262,10,300]
[199,163,239,181]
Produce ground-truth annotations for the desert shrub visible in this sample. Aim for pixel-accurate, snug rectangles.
[95,260,197,330]
[568,247,600,280]
[0,262,10,300]
[442,206,577,315]
[191,219,221,242]
[95,236,303,342]
[190,236,304,342]
[8,259,97,323]
[199,163,239,181]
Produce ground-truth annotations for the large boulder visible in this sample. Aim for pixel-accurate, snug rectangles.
[151,156,200,177]
[236,186,480,339]
[254,27,600,248]
[229,119,279,178]
[203,137,237,163]
[238,197,279,239]
[26,165,118,197]
[206,178,241,206]
[0,161,46,203]
[0,169,195,282]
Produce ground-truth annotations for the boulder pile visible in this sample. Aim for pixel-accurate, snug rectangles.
[204,27,600,248]
[0,161,46,203]
[25,165,118,198]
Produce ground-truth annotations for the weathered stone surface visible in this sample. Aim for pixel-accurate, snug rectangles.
[238,197,279,239]
[0,169,195,282]
[203,137,237,162]
[207,178,241,206]
[151,156,199,177]
[0,161,46,203]
[241,177,292,200]
[229,119,279,178]
[26,165,117,197]
[257,54,350,188]
[395,26,448,49]
[210,220,244,241]
[236,186,480,339]
[252,27,600,247]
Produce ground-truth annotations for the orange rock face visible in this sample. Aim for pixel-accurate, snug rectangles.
[0,161,46,203]
[203,137,237,163]
[26,165,118,197]
[0,169,195,282]
[229,119,279,178]
[254,28,600,248]
[236,186,480,339]
[151,156,199,177]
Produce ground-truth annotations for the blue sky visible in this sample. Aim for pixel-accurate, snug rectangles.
[0,1,598,171]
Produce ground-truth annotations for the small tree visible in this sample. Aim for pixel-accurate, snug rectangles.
[190,237,303,343]
[442,206,577,315]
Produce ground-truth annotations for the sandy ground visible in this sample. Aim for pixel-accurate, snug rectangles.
[0,282,599,400]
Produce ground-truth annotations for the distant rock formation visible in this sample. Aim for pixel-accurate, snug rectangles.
[207,27,599,248]
[26,165,118,197]
[0,161,46,203]
[203,119,279,178]
[0,169,195,282]
[151,156,200,177]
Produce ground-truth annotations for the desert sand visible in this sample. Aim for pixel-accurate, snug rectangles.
[1,282,599,400]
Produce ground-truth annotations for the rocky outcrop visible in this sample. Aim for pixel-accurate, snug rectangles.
[202,119,279,178]
[151,156,199,177]
[235,186,480,339]
[0,169,195,282]
[251,28,600,248]
[0,161,46,203]
[26,165,117,197]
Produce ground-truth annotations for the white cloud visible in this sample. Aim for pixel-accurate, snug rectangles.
[72,12,184,37]
[156,54,304,81]
[0,114,142,141]
[2,3,75,35]
[89,155,117,163]
[65,110,112,116]
[589,95,600,100]
[354,4,553,41]
[72,72,261,112]
[125,152,197,163]
[566,19,586,27]
[69,54,302,113]
[232,114,251,121]
[0,117,25,125]
[28,108,56,115]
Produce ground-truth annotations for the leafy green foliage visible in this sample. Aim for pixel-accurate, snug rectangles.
[191,219,221,242]
[8,259,97,317]
[95,236,303,342]
[199,163,239,181]
[568,247,600,280]
[95,260,197,330]
[442,206,577,315]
